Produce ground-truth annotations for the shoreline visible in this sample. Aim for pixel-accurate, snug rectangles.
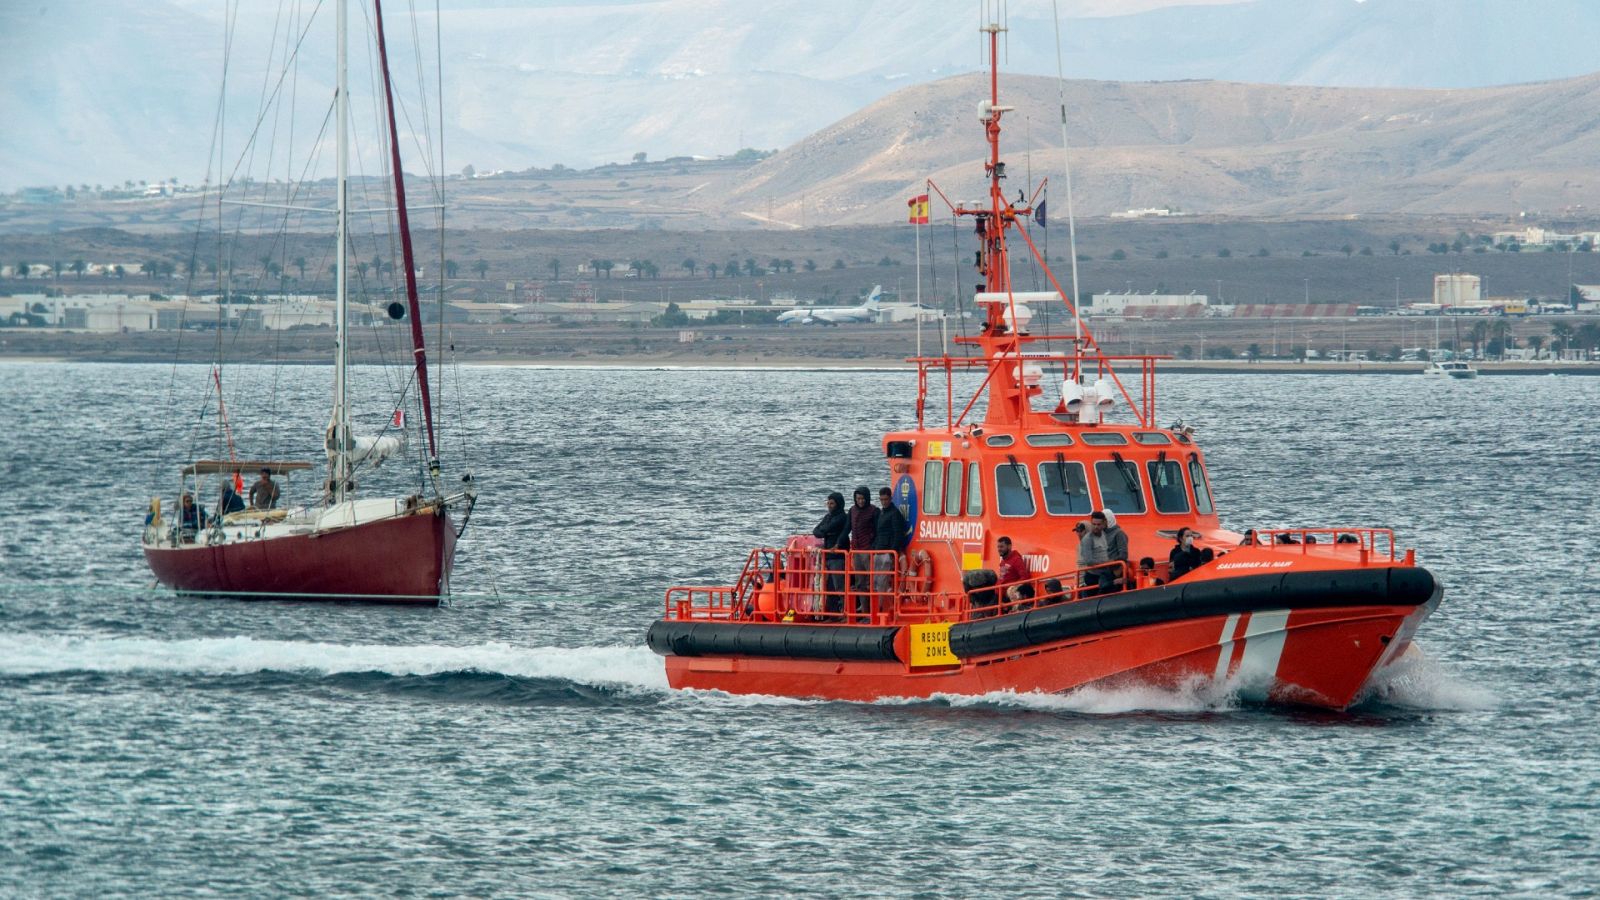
[2,350,1594,374]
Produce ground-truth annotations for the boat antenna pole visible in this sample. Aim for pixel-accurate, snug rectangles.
[331,0,351,505]
[372,0,440,476]
[1050,0,1085,358]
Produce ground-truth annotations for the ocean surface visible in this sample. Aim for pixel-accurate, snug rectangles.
[1,361,1596,897]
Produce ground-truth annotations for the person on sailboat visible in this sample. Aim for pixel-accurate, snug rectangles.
[219,480,246,516]
[179,493,207,540]
[250,469,280,510]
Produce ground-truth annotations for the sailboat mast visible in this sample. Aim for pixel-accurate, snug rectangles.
[372,0,439,467]
[332,0,351,503]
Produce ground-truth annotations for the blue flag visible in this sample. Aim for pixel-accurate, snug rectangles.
[1034,197,1047,228]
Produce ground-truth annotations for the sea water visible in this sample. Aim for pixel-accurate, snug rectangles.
[1,362,1596,896]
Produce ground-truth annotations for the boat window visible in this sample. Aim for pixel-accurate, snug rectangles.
[922,461,945,516]
[1080,432,1128,446]
[984,434,1015,447]
[1188,455,1214,515]
[1175,433,1193,445]
[944,460,964,516]
[1133,432,1172,445]
[1037,459,1092,516]
[1094,460,1146,514]
[994,463,1035,517]
[966,462,983,516]
[1025,433,1074,447]
[1147,459,1190,514]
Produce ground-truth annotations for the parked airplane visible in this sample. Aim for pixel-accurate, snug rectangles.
[776,286,883,325]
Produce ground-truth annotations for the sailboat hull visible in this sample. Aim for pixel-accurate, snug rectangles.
[143,507,456,604]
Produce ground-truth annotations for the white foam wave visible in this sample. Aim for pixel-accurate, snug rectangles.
[915,677,1238,715]
[1362,646,1496,711]
[0,634,670,692]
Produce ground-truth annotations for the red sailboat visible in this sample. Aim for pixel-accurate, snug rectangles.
[142,0,474,604]
[647,16,1441,707]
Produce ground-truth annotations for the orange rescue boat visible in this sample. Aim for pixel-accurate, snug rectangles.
[646,18,1441,710]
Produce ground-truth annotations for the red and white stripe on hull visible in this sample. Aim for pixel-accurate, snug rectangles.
[143,508,456,604]
[661,601,1434,710]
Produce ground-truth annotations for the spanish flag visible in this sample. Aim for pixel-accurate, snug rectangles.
[907,193,930,224]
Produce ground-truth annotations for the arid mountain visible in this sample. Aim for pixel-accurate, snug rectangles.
[708,71,1600,224]
[7,0,1600,192]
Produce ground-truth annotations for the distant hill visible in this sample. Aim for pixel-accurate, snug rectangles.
[6,0,1600,192]
[706,71,1600,224]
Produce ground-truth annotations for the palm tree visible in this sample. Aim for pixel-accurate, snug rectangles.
[14,261,27,280]
[1550,322,1574,355]
[71,259,86,280]
[260,254,275,277]
[472,259,489,280]
[707,262,720,279]
[598,259,614,279]
[293,256,307,282]
[1489,318,1512,360]
[548,258,561,282]
[1577,322,1600,356]
[444,259,459,280]
[681,258,697,277]
[803,259,817,272]
[357,261,370,280]
[629,260,644,278]
[1528,335,1546,358]
[1468,320,1490,358]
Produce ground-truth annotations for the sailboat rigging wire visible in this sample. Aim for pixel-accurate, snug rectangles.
[1049,0,1085,346]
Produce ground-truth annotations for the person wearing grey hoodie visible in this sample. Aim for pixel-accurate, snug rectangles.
[1077,509,1128,594]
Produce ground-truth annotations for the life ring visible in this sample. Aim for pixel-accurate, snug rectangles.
[903,549,934,598]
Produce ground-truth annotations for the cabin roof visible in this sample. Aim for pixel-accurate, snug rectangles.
[182,460,315,476]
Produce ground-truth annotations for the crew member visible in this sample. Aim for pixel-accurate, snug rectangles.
[812,491,849,616]
[219,479,246,516]
[871,486,908,603]
[847,486,879,617]
[250,468,281,510]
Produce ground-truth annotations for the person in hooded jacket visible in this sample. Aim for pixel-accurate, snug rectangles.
[1077,509,1128,595]
[847,486,879,615]
[813,491,849,616]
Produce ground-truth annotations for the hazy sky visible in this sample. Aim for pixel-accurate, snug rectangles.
[2,0,1597,191]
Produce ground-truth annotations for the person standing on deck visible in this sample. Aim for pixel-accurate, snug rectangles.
[250,468,281,510]
[847,486,878,615]
[813,491,849,616]
[871,486,909,602]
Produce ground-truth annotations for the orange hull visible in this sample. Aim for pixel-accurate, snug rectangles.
[662,601,1433,709]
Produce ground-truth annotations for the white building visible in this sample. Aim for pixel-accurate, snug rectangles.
[1085,292,1208,316]
[1433,274,1482,307]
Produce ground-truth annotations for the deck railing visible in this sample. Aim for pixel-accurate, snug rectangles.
[664,552,1137,626]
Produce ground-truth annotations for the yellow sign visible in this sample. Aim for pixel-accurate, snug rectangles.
[909,622,961,667]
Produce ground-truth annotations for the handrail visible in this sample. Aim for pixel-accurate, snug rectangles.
[664,550,1140,626]
[1250,527,1400,562]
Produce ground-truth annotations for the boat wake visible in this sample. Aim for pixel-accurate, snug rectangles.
[0,634,1489,714]
[1358,647,1496,711]
[0,634,670,697]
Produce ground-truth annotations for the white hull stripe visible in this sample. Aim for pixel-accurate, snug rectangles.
[1236,609,1290,702]
[1213,613,1241,683]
